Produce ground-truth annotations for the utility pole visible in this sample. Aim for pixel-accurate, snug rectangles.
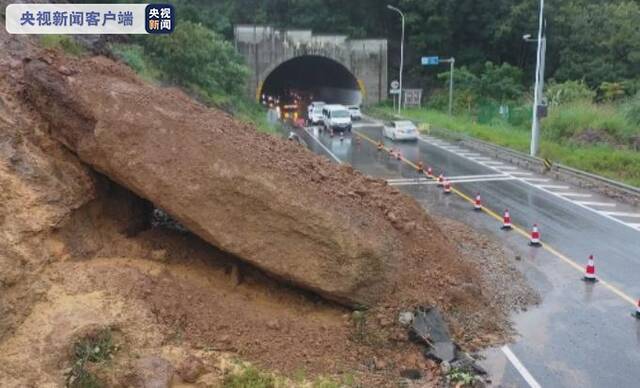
[529,0,546,157]
[387,5,405,114]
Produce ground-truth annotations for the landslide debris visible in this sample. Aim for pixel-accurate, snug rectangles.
[0,28,538,386]
[24,54,481,310]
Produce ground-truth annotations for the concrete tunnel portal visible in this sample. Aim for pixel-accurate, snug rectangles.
[260,55,363,109]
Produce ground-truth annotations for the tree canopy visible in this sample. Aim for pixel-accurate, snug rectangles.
[172,0,640,97]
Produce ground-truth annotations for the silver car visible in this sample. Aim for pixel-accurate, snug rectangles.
[383,120,418,141]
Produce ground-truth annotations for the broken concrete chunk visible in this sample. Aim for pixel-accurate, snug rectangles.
[398,311,414,326]
[411,307,456,363]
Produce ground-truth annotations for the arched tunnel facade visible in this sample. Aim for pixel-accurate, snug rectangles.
[260,55,363,107]
[234,25,388,108]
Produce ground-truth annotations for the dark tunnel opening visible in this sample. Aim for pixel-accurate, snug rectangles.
[260,55,362,113]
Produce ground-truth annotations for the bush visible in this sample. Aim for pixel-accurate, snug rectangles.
[546,80,596,107]
[621,93,640,126]
[543,101,634,144]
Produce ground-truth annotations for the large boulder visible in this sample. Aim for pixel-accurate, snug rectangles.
[25,57,404,307]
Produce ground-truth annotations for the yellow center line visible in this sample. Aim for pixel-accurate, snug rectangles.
[354,129,638,307]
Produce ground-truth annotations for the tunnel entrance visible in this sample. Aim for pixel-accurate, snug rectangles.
[260,55,362,113]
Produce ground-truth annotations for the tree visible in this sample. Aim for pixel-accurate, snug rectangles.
[142,21,249,98]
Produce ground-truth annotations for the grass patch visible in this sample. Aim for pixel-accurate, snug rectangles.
[447,367,476,386]
[369,105,640,187]
[65,328,117,388]
[39,35,86,56]
[223,365,277,388]
[109,43,162,82]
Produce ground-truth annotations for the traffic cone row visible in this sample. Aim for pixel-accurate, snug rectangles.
[408,154,640,319]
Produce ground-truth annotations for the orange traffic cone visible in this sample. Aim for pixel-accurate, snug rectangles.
[396,151,402,161]
[437,173,445,187]
[474,193,482,211]
[426,167,433,178]
[377,142,383,151]
[417,161,424,172]
[443,179,452,194]
[501,209,512,230]
[583,255,597,282]
[529,224,542,247]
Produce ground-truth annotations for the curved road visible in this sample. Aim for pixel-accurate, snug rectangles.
[294,121,640,387]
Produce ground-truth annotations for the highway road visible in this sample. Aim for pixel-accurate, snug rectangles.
[293,120,640,387]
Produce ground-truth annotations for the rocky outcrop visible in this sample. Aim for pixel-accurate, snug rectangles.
[25,57,408,306]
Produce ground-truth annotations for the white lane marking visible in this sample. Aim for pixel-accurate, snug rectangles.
[537,184,571,190]
[630,224,640,229]
[575,201,616,207]
[522,178,551,183]
[387,173,507,183]
[303,128,343,164]
[418,135,640,233]
[353,122,381,128]
[389,177,517,186]
[601,211,640,218]
[501,346,542,388]
[557,193,592,198]
[495,166,520,170]
[509,171,534,176]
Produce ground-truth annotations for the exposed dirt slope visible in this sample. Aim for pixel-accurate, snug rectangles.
[25,54,482,310]
[0,29,536,387]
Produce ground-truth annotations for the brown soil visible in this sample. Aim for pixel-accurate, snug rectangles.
[0,28,537,387]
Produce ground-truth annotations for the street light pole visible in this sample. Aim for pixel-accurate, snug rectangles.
[387,5,405,115]
[529,0,545,157]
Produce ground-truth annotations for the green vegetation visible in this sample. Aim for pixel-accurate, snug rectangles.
[447,367,475,386]
[39,35,86,56]
[65,328,117,388]
[370,105,640,187]
[223,365,277,388]
[108,22,276,133]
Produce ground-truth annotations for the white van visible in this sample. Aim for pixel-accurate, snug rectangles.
[321,104,352,132]
[307,101,325,115]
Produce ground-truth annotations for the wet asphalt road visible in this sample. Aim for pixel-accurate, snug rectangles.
[292,121,640,387]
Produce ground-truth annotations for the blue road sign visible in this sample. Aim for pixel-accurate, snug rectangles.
[421,56,440,65]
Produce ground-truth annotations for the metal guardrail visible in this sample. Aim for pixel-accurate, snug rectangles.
[429,127,640,206]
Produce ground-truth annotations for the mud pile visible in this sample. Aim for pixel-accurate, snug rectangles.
[25,55,477,308]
